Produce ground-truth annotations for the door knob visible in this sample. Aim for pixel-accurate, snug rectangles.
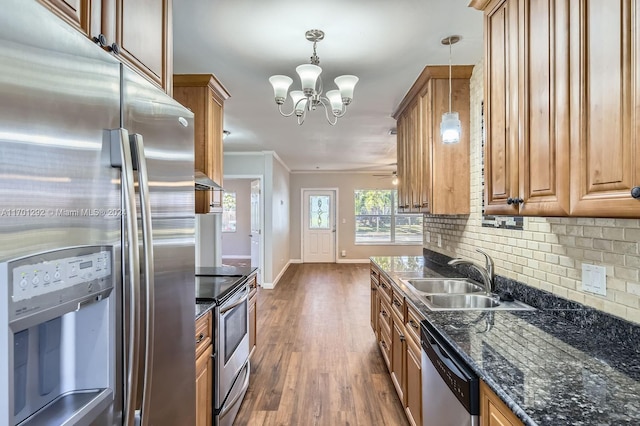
[632,186,640,199]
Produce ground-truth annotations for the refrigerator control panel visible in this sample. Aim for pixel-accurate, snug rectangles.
[4,246,113,320]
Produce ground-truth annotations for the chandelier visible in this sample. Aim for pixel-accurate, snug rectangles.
[268,29,359,125]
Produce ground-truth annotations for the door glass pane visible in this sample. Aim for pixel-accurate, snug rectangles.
[309,195,330,229]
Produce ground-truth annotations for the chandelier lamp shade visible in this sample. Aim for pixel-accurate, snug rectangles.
[268,29,359,125]
[440,35,462,144]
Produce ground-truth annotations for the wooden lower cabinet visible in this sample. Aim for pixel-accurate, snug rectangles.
[195,344,213,426]
[480,380,524,426]
[405,339,422,426]
[248,273,258,359]
[390,314,405,402]
[370,264,424,426]
[195,312,212,426]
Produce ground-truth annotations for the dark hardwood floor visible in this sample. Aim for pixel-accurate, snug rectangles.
[234,263,409,426]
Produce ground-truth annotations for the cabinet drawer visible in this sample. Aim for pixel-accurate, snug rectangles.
[405,303,424,346]
[391,289,405,321]
[379,274,393,301]
[379,325,392,370]
[379,297,392,331]
[195,311,212,358]
[247,273,258,297]
[370,264,380,284]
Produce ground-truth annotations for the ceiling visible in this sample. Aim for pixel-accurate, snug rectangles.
[173,0,484,173]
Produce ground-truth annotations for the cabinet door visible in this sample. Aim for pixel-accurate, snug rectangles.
[569,0,640,216]
[195,345,213,426]
[484,0,520,215]
[480,381,523,426]
[418,86,432,212]
[113,0,172,92]
[390,315,405,403]
[249,294,257,359]
[430,77,471,214]
[396,113,410,211]
[518,0,570,216]
[405,340,422,426]
[37,0,101,40]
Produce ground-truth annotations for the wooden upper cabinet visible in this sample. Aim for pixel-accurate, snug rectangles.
[484,0,518,215]
[519,0,570,216]
[483,0,570,216]
[173,74,230,214]
[37,0,173,94]
[476,0,640,217]
[393,66,471,215]
[113,0,172,94]
[569,0,640,216]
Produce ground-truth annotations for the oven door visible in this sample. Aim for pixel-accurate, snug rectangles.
[214,283,250,408]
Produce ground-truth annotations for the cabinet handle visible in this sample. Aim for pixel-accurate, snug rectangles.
[195,333,205,344]
[92,33,107,47]
[381,340,388,349]
[507,197,524,205]
[381,310,388,317]
[381,283,388,290]
[400,333,406,342]
[393,299,402,307]
[632,186,640,199]
[408,319,419,330]
[108,42,120,55]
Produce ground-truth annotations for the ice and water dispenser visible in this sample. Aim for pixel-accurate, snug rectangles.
[0,246,116,425]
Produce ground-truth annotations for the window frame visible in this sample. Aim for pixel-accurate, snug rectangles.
[221,191,237,233]
[354,189,423,245]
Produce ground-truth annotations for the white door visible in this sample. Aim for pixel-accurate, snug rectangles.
[302,190,336,263]
[250,179,262,284]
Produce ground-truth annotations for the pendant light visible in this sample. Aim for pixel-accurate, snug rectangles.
[440,35,462,144]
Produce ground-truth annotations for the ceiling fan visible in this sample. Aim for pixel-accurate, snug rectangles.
[373,170,399,185]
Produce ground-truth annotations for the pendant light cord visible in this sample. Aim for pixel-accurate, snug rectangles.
[448,37,452,113]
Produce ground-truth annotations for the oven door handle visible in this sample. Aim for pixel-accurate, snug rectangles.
[219,359,250,418]
[219,289,249,314]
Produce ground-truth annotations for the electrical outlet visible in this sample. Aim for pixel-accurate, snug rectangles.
[341,249,346,257]
[582,263,607,296]
[437,235,442,248]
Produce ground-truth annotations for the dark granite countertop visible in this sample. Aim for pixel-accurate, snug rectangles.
[370,256,640,426]
[195,301,215,320]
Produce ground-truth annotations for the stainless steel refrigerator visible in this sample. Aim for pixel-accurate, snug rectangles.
[0,1,197,425]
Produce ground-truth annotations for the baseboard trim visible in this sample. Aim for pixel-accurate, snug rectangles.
[289,259,302,264]
[262,260,294,289]
[221,255,251,259]
[337,258,370,264]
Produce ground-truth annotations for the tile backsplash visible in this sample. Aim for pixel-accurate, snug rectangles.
[423,60,640,325]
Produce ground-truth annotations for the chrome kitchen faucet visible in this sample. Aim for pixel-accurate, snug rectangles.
[448,249,495,296]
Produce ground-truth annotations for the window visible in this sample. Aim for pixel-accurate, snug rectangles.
[354,190,423,244]
[222,191,236,232]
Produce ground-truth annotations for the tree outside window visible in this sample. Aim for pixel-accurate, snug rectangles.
[222,191,236,232]
[355,189,422,244]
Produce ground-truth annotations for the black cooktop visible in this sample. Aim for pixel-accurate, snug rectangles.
[195,266,257,277]
[195,275,247,304]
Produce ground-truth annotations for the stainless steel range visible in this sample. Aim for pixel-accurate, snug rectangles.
[196,273,251,426]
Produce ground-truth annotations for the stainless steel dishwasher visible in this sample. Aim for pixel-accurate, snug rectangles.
[421,321,479,426]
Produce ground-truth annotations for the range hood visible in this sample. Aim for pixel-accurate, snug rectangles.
[195,171,222,191]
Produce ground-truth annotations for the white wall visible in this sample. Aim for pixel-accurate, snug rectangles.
[289,172,423,261]
[221,179,252,258]
[224,151,292,288]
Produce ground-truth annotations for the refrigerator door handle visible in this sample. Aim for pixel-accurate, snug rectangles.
[129,133,155,426]
[109,128,142,426]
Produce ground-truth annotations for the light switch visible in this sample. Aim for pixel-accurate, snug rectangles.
[581,263,607,296]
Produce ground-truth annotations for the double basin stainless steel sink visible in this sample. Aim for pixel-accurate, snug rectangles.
[402,278,535,311]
